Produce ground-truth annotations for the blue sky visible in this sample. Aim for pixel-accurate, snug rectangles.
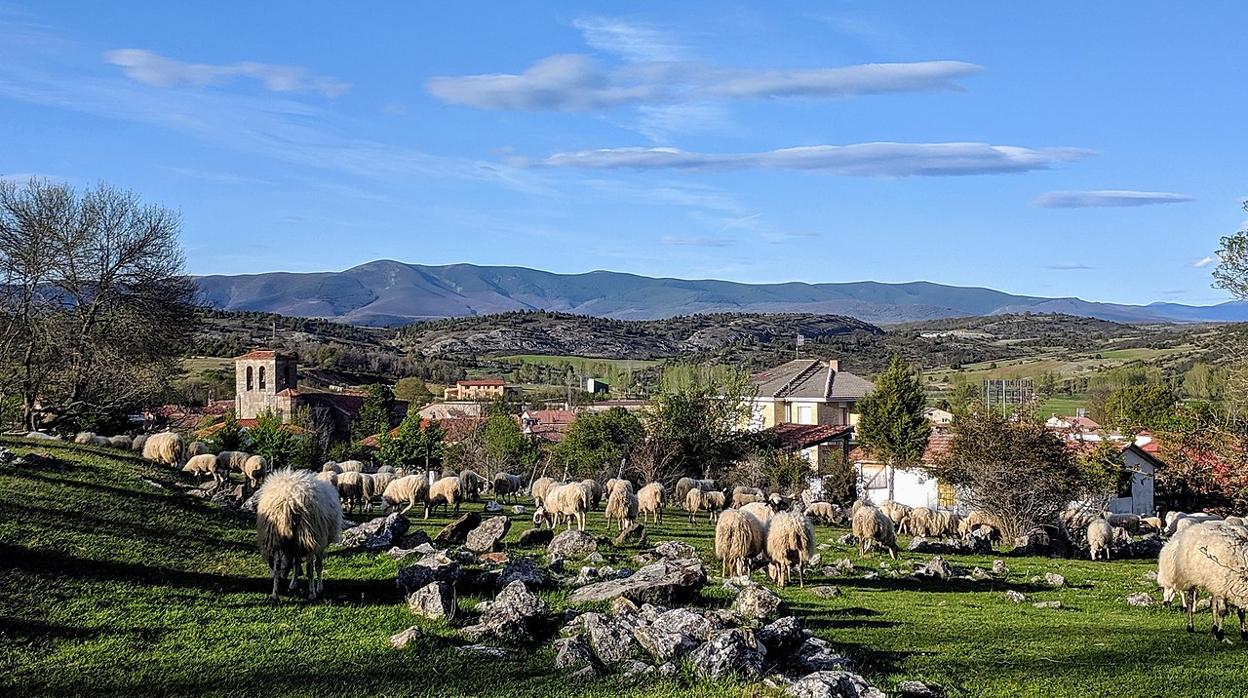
[2,2,1245,305]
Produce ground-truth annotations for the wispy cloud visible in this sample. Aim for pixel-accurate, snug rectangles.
[1031,190,1195,208]
[105,48,350,97]
[662,235,734,247]
[1194,255,1218,268]
[571,17,686,62]
[1044,263,1096,271]
[529,142,1092,176]
[427,57,983,111]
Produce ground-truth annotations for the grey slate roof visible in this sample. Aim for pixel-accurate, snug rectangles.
[751,359,874,401]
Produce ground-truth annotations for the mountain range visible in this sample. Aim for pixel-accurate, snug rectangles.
[193,260,1248,326]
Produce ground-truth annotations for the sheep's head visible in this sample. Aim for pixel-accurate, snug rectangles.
[532,506,546,526]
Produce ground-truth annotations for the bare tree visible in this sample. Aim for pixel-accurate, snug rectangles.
[629,435,680,486]
[0,178,196,430]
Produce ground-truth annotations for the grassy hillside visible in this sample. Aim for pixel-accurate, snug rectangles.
[3,441,1243,697]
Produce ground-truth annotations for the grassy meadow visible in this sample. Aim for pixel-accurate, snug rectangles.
[1,439,1239,698]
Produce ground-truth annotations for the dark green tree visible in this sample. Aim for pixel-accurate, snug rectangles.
[248,409,297,468]
[856,355,931,467]
[646,363,755,479]
[352,383,396,443]
[212,409,247,452]
[552,407,645,478]
[481,407,535,472]
[1102,382,1177,432]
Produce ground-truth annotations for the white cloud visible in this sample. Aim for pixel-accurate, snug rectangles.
[1031,190,1194,208]
[105,48,350,97]
[1044,263,1096,271]
[532,142,1092,176]
[427,57,982,111]
[572,17,686,62]
[1194,255,1218,268]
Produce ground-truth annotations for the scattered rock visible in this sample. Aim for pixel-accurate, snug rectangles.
[757,615,806,656]
[483,500,503,513]
[586,552,606,565]
[499,557,546,588]
[632,622,697,664]
[795,636,849,672]
[396,552,461,593]
[909,537,988,556]
[478,551,509,565]
[1012,530,1052,557]
[914,556,952,580]
[1033,600,1063,610]
[456,644,509,658]
[569,665,599,680]
[465,516,511,553]
[567,557,706,605]
[837,533,857,546]
[731,583,785,621]
[651,607,723,642]
[810,586,842,599]
[1043,572,1066,588]
[583,612,643,664]
[619,658,655,678]
[653,540,697,560]
[991,559,1008,576]
[688,629,764,680]
[517,527,554,547]
[408,581,457,621]
[784,670,884,698]
[967,567,991,581]
[1141,570,1159,583]
[548,529,599,559]
[512,505,527,515]
[1004,590,1026,604]
[1126,593,1156,607]
[553,635,597,670]
[461,581,550,645]
[389,625,424,649]
[613,522,646,546]
[897,680,944,697]
[435,512,482,546]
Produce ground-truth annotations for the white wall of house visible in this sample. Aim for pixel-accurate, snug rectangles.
[1108,450,1155,515]
[857,463,944,510]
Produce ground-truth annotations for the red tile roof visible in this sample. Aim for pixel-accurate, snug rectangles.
[458,379,506,387]
[850,427,953,464]
[236,349,278,360]
[765,423,855,451]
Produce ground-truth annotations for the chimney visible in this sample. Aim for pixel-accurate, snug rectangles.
[826,359,840,372]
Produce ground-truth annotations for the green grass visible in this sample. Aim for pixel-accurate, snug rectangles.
[1,441,1240,697]
[1037,394,1088,417]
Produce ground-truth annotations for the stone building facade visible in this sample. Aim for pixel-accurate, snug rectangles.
[234,350,298,420]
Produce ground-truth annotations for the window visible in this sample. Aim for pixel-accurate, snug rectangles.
[938,481,956,509]
[287,364,295,387]
[1117,470,1134,499]
[259,366,266,390]
[796,404,814,425]
[245,366,253,390]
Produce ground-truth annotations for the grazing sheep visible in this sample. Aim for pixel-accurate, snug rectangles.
[852,505,898,559]
[130,434,147,452]
[583,479,605,508]
[605,484,639,532]
[531,476,558,505]
[1158,521,1248,640]
[142,432,185,467]
[534,482,588,531]
[674,477,699,505]
[357,473,376,512]
[382,475,430,515]
[765,512,815,587]
[638,482,666,524]
[24,431,59,440]
[1088,518,1114,560]
[732,486,766,508]
[88,435,111,447]
[255,468,343,600]
[960,510,1003,540]
[370,472,396,504]
[460,469,486,501]
[880,500,912,528]
[1107,513,1145,535]
[741,501,776,527]
[376,465,396,474]
[74,431,96,445]
[336,471,366,513]
[901,506,940,537]
[427,476,464,518]
[1226,516,1246,529]
[322,460,342,474]
[182,453,227,483]
[492,472,523,503]
[715,508,766,578]
[1168,513,1222,536]
[804,501,841,525]
[315,470,338,487]
[241,455,268,491]
[1142,516,1164,534]
[935,510,962,537]
[685,487,725,525]
[217,451,251,475]
[339,460,366,473]
[186,441,210,458]
[108,435,132,450]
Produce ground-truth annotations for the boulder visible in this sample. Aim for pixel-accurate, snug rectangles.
[586,552,606,564]
[914,556,952,580]
[465,516,511,553]
[1033,600,1063,609]
[613,522,646,547]
[688,629,764,680]
[548,530,598,558]
[1043,572,1066,588]
[967,567,992,582]
[478,552,509,565]
[991,559,1009,576]
[566,557,705,605]
[756,615,806,656]
[389,625,424,649]
[408,581,457,621]
[552,635,597,670]
[583,612,642,664]
[731,583,785,621]
[512,505,527,515]
[785,671,885,698]
[632,623,697,663]
[456,644,509,658]
[836,533,857,546]
[897,680,944,697]
[396,552,461,593]
[461,581,550,645]
[1012,529,1052,557]
[498,557,546,589]
[651,607,723,642]
[1004,590,1026,604]
[517,527,554,547]
[795,636,850,672]
[810,586,842,599]
[483,500,503,513]
[653,540,697,560]
[435,512,482,546]
[396,529,432,549]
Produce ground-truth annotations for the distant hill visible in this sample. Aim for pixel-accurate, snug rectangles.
[194,260,1248,326]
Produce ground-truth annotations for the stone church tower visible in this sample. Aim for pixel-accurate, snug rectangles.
[234,350,297,420]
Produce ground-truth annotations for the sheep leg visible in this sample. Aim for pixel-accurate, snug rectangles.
[269,555,283,600]
[1183,590,1195,632]
[1213,598,1228,642]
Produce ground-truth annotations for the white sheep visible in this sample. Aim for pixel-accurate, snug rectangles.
[242,455,268,491]
[880,500,911,528]
[322,460,342,474]
[740,501,776,527]
[804,501,841,525]
[531,476,558,505]
[766,511,815,587]
[605,483,639,531]
[108,435,132,450]
[1158,521,1248,640]
[1106,513,1145,535]
[182,453,227,483]
[1087,518,1114,560]
[89,435,111,447]
[852,505,898,559]
[74,431,96,445]
[638,482,666,524]
[24,431,60,440]
[217,450,251,474]
[901,506,940,537]
[674,477,699,505]
[534,482,588,531]
[731,486,766,508]
[935,510,962,537]
[715,508,766,578]
[376,465,396,474]
[336,471,366,513]
[583,479,606,508]
[1168,513,1222,536]
[381,474,430,515]
[960,510,1002,540]
[142,432,185,467]
[370,472,396,506]
[255,468,343,600]
[427,476,464,518]
[339,460,365,473]
[492,472,523,503]
[186,441,210,458]
[315,470,338,487]
[685,487,725,525]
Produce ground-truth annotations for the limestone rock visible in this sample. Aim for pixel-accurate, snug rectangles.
[408,581,457,621]
[810,586,842,599]
[785,671,885,698]
[498,557,546,589]
[553,635,597,670]
[688,629,764,680]
[653,540,697,560]
[567,557,705,605]
[756,615,806,656]
[465,516,511,553]
[1004,590,1026,604]
[613,522,646,547]
[389,625,424,649]
[795,637,850,673]
[461,581,550,645]
[435,512,482,546]
[396,552,461,593]
[731,583,785,621]
[547,529,598,558]
[583,612,642,665]
[1127,593,1156,607]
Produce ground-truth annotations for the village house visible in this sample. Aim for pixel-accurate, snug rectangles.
[443,378,516,401]
[745,359,874,431]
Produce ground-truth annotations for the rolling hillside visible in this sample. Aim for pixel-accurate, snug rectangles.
[194,261,1248,326]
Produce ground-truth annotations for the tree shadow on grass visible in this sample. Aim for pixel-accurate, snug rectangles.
[5,502,254,554]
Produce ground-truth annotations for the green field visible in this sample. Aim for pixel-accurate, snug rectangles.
[181,356,234,375]
[1,440,1237,698]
